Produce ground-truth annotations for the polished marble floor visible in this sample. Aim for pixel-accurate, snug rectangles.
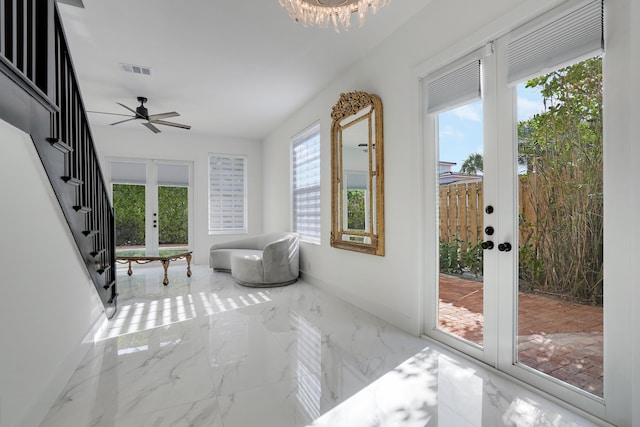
[40,264,602,427]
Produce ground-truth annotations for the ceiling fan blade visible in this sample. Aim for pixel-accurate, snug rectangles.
[148,111,180,121]
[87,111,135,118]
[116,102,138,115]
[142,122,162,133]
[152,119,191,130]
[110,117,137,126]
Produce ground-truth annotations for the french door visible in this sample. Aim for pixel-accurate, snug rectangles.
[423,0,605,415]
[109,159,192,257]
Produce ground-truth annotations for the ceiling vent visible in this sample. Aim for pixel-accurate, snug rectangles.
[119,63,152,76]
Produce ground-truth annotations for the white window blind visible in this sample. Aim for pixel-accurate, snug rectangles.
[507,0,603,84]
[209,154,247,234]
[427,59,481,114]
[292,124,321,243]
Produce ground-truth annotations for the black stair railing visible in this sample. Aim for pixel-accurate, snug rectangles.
[0,0,117,318]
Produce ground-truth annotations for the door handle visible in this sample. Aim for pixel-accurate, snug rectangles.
[498,242,512,252]
[481,241,494,250]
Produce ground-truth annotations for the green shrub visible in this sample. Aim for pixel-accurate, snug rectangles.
[439,237,483,278]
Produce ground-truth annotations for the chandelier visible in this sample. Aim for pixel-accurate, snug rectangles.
[279,0,390,32]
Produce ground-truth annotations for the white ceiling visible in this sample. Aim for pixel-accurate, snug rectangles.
[57,0,431,140]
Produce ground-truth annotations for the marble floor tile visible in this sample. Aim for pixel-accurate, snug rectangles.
[309,347,602,427]
[39,264,602,427]
[113,398,224,427]
[217,375,323,427]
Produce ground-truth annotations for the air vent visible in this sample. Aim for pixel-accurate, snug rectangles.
[119,63,152,76]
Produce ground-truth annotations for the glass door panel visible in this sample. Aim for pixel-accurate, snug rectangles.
[113,183,146,257]
[437,99,485,346]
[158,185,188,256]
[515,57,603,397]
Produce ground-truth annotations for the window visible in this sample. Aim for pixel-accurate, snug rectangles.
[291,123,321,243]
[209,154,247,234]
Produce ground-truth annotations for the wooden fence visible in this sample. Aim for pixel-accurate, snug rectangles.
[439,177,538,250]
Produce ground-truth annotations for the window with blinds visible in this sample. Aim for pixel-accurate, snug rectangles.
[506,0,603,84]
[291,123,321,243]
[427,59,482,114]
[209,154,247,234]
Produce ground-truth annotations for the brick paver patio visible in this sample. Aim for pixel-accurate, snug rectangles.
[438,274,603,397]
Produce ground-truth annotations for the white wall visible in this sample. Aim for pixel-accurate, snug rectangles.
[263,0,639,424]
[91,125,263,265]
[0,119,106,427]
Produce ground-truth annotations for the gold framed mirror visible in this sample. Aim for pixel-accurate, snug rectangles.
[330,91,384,256]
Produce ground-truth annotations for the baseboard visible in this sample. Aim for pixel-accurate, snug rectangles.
[299,271,420,336]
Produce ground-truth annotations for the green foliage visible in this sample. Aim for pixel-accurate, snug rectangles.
[158,186,188,245]
[439,237,483,277]
[113,184,145,246]
[347,190,366,231]
[517,56,603,304]
[439,238,462,274]
[113,184,188,248]
[460,152,483,175]
[461,241,484,278]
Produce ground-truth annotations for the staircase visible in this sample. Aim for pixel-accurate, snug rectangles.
[0,0,117,318]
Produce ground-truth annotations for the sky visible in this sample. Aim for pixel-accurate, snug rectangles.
[438,83,544,172]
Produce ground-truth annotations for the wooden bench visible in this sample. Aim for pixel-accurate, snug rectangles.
[116,251,192,285]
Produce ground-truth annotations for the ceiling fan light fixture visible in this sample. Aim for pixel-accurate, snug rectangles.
[89,97,191,134]
[279,0,390,32]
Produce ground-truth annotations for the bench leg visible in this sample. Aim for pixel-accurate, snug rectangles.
[161,259,170,286]
[186,253,192,277]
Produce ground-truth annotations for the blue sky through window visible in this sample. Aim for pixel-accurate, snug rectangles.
[438,84,544,172]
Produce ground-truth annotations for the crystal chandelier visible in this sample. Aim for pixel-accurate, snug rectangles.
[279,0,390,32]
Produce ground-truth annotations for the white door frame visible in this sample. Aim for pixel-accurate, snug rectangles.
[418,29,608,423]
[106,156,194,256]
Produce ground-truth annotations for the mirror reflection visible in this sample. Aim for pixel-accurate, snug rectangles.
[331,91,384,255]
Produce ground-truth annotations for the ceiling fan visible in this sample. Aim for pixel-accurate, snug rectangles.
[88,96,191,133]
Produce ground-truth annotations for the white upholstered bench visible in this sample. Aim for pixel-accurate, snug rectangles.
[209,232,299,287]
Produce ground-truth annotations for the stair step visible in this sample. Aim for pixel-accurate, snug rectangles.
[82,229,99,237]
[104,280,116,292]
[91,248,106,258]
[61,176,83,186]
[97,264,111,275]
[73,205,92,213]
[46,137,73,154]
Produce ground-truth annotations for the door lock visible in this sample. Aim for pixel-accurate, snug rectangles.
[481,241,494,250]
[498,242,512,252]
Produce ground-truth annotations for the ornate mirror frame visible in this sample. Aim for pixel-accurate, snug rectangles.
[330,91,384,256]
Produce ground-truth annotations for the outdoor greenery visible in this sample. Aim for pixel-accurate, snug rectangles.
[113,184,145,246]
[113,184,188,247]
[347,189,366,230]
[158,186,188,245]
[518,56,603,304]
[439,237,483,278]
[460,153,483,175]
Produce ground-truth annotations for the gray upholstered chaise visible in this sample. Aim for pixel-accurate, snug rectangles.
[209,232,299,287]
